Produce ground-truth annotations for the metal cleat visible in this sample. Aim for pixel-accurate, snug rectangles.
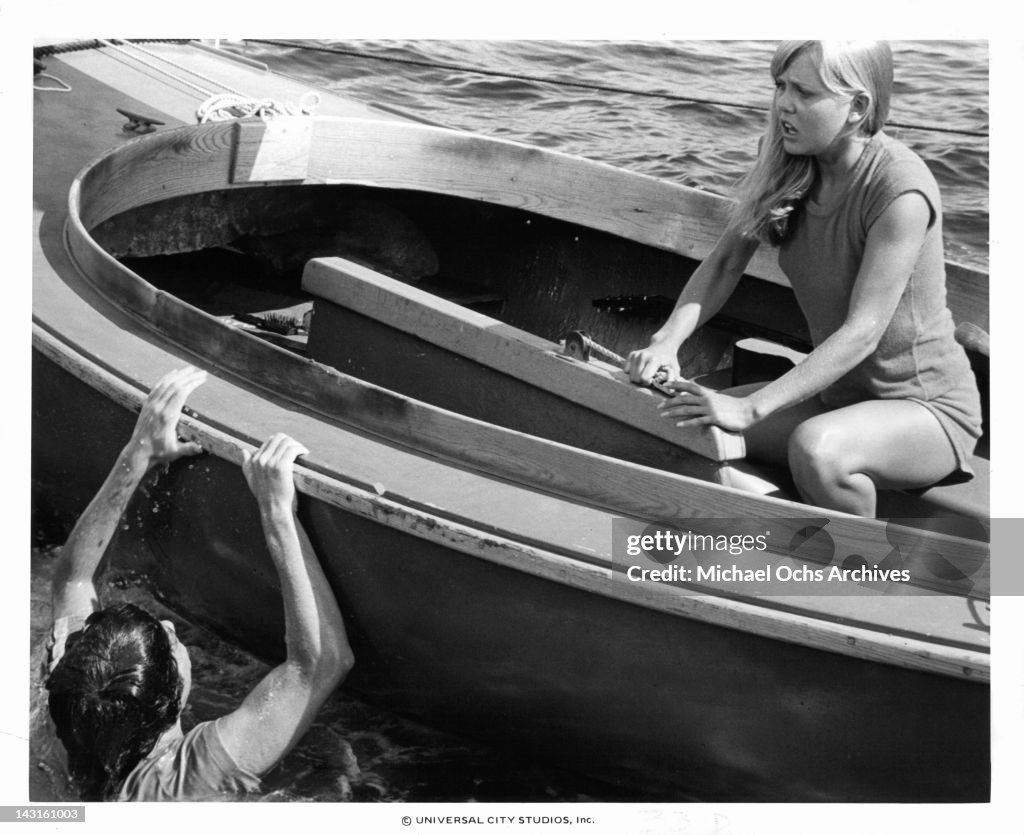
[116,107,166,134]
[561,330,592,362]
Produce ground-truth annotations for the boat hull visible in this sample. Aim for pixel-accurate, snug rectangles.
[32,350,989,802]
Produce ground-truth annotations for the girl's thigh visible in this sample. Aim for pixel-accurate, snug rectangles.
[788,399,958,490]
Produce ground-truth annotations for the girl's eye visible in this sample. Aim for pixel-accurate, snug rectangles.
[774,80,809,97]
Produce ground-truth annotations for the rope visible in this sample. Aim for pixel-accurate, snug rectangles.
[33,39,190,58]
[106,39,250,98]
[97,38,220,98]
[196,91,321,123]
[563,331,678,394]
[93,39,320,124]
[243,39,989,139]
[33,72,72,93]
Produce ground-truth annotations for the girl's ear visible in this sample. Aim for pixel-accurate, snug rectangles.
[849,92,872,126]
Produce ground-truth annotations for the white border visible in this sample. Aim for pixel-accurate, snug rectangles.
[7,6,1021,833]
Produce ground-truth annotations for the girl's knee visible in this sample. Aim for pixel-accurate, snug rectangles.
[787,419,875,514]
[788,420,846,483]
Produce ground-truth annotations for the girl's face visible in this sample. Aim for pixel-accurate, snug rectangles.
[773,51,859,159]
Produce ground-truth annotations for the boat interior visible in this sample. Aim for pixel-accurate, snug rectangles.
[102,181,990,533]
[109,183,807,358]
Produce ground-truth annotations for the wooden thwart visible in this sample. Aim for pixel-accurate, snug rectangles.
[302,256,746,463]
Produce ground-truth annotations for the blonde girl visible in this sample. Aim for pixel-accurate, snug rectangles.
[625,41,981,517]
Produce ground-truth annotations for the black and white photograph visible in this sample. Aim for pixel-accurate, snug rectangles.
[8,11,1022,834]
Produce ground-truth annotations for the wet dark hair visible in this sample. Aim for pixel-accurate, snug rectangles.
[46,603,183,801]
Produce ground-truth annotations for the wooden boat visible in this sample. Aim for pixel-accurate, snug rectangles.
[32,40,990,802]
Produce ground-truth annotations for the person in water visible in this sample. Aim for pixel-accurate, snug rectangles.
[626,40,981,517]
[44,366,354,801]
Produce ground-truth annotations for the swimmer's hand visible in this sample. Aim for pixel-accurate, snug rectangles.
[127,366,207,466]
[54,366,206,622]
[625,341,681,385]
[657,379,756,433]
[243,433,309,515]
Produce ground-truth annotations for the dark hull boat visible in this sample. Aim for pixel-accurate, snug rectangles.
[32,40,989,802]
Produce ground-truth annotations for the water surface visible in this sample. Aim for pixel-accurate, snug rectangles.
[240,39,989,269]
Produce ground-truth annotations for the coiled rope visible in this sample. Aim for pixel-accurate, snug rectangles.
[243,38,989,139]
[196,91,321,122]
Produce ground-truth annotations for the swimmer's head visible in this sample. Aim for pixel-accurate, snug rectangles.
[47,603,186,800]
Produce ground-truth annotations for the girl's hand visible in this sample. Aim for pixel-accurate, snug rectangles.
[243,433,309,515]
[625,342,680,385]
[657,379,757,433]
[127,367,207,466]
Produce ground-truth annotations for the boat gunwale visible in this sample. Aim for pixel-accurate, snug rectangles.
[71,113,989,336]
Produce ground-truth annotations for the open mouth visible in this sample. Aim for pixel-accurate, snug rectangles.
[781,120,798,136]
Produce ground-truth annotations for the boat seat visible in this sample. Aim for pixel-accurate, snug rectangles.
[302,256,747,467]
[414,275,507,314]
[717,336,991,525]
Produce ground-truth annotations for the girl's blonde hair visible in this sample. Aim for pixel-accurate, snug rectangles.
[730,40,894,244]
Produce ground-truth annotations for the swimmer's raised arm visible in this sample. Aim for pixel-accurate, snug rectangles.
[51,367,207,623]
[216,434,353,777]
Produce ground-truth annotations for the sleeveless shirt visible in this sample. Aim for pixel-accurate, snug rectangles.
[777,132,981,473]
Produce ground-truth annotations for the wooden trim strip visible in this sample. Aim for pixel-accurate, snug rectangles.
[302,256,746,461]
